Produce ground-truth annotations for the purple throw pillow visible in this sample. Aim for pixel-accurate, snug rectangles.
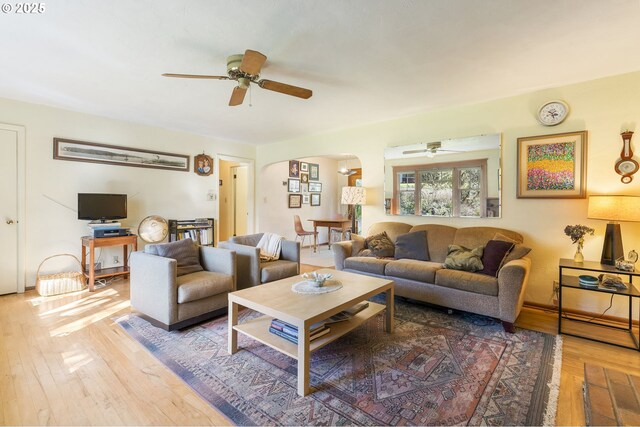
[479,240,515,277]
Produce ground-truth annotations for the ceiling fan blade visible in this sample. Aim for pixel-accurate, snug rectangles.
[229,86,247,106]
[258,79,312,99]
[162,73,229,80]
[240,50,267,75]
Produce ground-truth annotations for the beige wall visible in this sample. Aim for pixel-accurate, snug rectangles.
[257,71,640,317]
[0,96,255,286]
[259,157,352,244]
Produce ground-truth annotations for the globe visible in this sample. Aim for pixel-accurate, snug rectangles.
[138,215,169,243]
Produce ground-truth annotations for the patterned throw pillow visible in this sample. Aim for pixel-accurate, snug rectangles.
[365,231,395,258]
[443,244,484,272]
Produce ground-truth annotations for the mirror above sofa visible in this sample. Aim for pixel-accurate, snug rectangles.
[384,133,502,219]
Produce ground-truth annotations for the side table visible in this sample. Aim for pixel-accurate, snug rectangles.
[81,235,138,291]
[558,258,640,351]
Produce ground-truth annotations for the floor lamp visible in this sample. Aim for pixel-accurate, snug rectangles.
[341,186,366,235]
[587,195,640,265]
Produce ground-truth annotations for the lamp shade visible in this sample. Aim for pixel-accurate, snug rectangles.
[341,186,366,205]
[587,195,640,222]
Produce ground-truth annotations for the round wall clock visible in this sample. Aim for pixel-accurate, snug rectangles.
[537,100,569,126]
[615,131,638,183]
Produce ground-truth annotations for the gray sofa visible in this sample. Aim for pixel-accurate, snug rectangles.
[219,233,300,290]
[332,222,531,332]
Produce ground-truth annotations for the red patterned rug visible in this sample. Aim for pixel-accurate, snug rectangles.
[117,297,561,425]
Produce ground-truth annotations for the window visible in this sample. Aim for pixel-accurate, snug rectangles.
[393,160,487,217]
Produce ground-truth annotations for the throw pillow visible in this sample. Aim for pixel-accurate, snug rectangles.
[357,249,375,257]
[443,245,484,272]
[479,240,515,277]
[394,230,429,261]
[148,238,203,277]
[365,231,395,258]
[493,233,532,263]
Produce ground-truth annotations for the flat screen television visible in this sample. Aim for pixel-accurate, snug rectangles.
[78,193,127,221]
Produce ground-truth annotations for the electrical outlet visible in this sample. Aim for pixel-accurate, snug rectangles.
[113,255,120,264]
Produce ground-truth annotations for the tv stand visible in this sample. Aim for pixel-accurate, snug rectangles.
[81,234,138,291]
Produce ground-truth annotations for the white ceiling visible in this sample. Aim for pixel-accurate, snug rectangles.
[1,0,640,145]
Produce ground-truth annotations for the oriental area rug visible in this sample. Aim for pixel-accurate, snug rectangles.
[117,297,561,426]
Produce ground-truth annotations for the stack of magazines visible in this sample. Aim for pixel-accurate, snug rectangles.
[269,320,330,344]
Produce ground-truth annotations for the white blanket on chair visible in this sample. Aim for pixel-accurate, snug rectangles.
[257,232,283,262]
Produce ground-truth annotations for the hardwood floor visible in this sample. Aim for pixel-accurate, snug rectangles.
[1,267,638,426]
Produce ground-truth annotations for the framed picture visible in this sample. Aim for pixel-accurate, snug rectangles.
[300,162,309,172]
[194,153,213,176]
[289,160,300,178]
[300,173,309,184]
[288,178,300,193]
[517,131,587,198]
[309,163,320,181]
[53,138,189,172]
[301,183,308,193]
[302,194,310,204]
[289,194,302,208]
[310,193,321,206]
[308,182,322,192]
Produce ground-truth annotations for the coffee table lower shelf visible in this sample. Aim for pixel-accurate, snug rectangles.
[233,302,385,359]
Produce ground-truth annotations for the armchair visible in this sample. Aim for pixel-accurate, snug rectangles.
[130,242,236,331]
[219,233,300,289]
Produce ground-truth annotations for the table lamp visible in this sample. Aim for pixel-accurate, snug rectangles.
[587,195,640,265]
[341,186,366,234]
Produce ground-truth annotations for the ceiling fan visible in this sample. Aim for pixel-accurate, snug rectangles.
[402,142,462,158]
[162,49,313,106]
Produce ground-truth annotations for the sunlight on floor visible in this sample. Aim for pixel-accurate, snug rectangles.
[61,348,95,374]
[50,300,130,337]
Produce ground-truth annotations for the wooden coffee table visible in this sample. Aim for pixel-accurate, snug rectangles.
[227,269,394,396]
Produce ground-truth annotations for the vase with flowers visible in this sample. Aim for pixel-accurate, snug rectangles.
[564,224,595,263]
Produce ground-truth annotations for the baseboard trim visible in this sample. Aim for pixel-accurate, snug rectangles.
[523,301,639,327]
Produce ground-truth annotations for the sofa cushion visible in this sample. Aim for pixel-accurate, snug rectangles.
[494,233,532,263]
[344,257,391,275]
[409,224,457,263]
[365,232,395,258]
[177,271,233,303]
[260,259,298,283]
[479,240,515,277]
[385,259,442,283]
[146,238,203,277]
[367,222,413,243]
[453,227,523,250]
[443,245,484,272]
[394,231,429,261]
[435,269,498,296]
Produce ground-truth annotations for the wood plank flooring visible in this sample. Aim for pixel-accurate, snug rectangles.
[0,266,638,425]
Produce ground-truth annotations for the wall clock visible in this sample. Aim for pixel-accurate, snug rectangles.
[537,100,569,126]
[615,131,638,184]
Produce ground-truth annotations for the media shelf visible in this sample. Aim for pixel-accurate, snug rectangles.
[169,218,215,246]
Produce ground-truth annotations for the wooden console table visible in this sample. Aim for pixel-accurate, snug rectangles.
[307,217,351,252]
[81,235,138,291]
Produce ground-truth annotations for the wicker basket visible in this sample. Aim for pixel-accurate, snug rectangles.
[36,254,86,296]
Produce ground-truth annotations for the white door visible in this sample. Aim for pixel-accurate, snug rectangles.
[0,129,18,295]
[231,166,248,236]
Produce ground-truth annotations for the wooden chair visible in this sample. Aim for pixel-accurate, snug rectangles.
[294,215,318,251]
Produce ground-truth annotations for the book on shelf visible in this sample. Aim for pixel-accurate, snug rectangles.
[269,319,330,344]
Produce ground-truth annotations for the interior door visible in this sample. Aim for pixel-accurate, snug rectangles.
[0,129,18,295]
[231,166,248,236]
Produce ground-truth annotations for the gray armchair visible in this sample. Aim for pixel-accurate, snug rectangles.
[130,243,236,331]
[219,233,300,289]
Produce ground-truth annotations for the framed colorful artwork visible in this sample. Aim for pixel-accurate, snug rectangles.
[300,173,309,183]
[288,194,302,208]
[289,160,300,178]
[517,131,587,198]
[194,153,213,176]
[309,163,319,181]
